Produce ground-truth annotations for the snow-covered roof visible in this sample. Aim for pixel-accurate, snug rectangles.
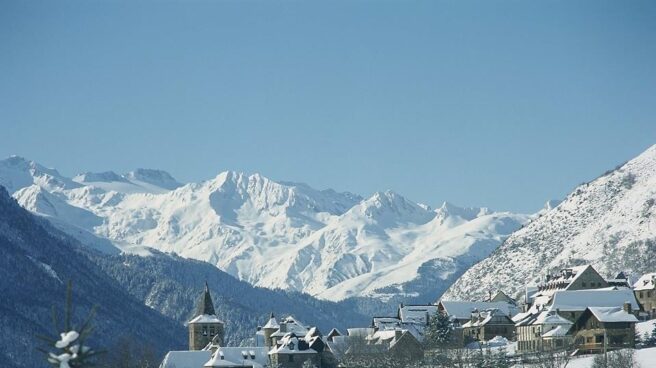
[269,334,317,355]
[588,307,639,323]
[548,289,639,312]
[533,311,573,326]
[542,325,571,338]
[369,329,398,342]
[160,351,212,368]
[278,317,308,335]
[461,309,508,328]
[263,315,279,329]
[399,305,438,324]
[633,273,656,291]
[204,347,268,368]
[439,301,518,319]
[347,328,375,337]
[189,314,224,324]
[512,311,533,324]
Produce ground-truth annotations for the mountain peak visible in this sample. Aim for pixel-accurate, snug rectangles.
[125,168,182,190]
[437,201,491,221]
[74,171,129,183]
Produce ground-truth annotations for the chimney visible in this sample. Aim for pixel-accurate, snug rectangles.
[394,330,402,340]
[623,302,632,314]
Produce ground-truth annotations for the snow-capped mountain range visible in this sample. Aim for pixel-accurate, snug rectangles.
[444,144,656,301]
[0,155,529,302]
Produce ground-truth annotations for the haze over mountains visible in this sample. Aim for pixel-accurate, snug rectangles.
[0,155,529,303]
[445,144,656,301]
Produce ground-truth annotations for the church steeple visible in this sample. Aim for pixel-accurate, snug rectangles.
[196,281,216,316]
[188,282,224,350]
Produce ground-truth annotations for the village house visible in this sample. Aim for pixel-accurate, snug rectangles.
[331,326,424,363]
[634,273,656,318]
[461,308,515,343]
[515,310,573,352]
[369,304,440,345]
[436,300,518,346]
[437,300,519,326]
[570,305,638,354]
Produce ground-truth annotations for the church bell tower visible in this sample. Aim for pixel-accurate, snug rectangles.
[188,282,225,350]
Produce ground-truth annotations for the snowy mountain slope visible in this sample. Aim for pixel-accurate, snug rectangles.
[73,169,181,194]
[444,144,656,301]
[0,186,186,368]
[0,156,528,302]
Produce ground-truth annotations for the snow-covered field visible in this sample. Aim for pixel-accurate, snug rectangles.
[564,347,656,368]
[0,156,529,302]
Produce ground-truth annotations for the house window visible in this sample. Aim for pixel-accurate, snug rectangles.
[640,292,644,298]
[289,355,294,362]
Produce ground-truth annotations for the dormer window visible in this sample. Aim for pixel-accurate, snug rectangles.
[219,352,224,360]
[289,342,295,351]
[241,351,248,359]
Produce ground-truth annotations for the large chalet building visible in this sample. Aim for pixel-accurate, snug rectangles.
[514,265,645,355]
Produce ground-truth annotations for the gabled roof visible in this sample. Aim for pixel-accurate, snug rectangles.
[461,309,511,328]
[326,328,342,341]
[633,273,656,291]
[548,289,639,312]
[161,351,212,368]
[542,325,570,338]
[587,307,639,323]
[398,305,438,324]
[533,311,573,326]
[204,347,268,367]
[439,301,518,320]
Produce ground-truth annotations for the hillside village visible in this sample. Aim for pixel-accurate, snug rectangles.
[160,265,656,367]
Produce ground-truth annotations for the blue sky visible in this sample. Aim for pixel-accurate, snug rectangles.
[1,0,655,213]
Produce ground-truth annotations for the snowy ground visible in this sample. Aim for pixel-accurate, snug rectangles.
[564,347,656,368]
[637,319,656,339]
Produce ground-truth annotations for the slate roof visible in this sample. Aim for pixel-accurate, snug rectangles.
[588,307,639,323]
[439,301,519,320]
[547,289,640,312]
[204,347,268,367]
[160,351,212,368]
[634,273,656,291]
[196,282,216,316]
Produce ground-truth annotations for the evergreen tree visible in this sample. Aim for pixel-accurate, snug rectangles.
[425,311,454,349]
[37,281,103,368]
[634,330,642,348]
[643,331,653,347]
